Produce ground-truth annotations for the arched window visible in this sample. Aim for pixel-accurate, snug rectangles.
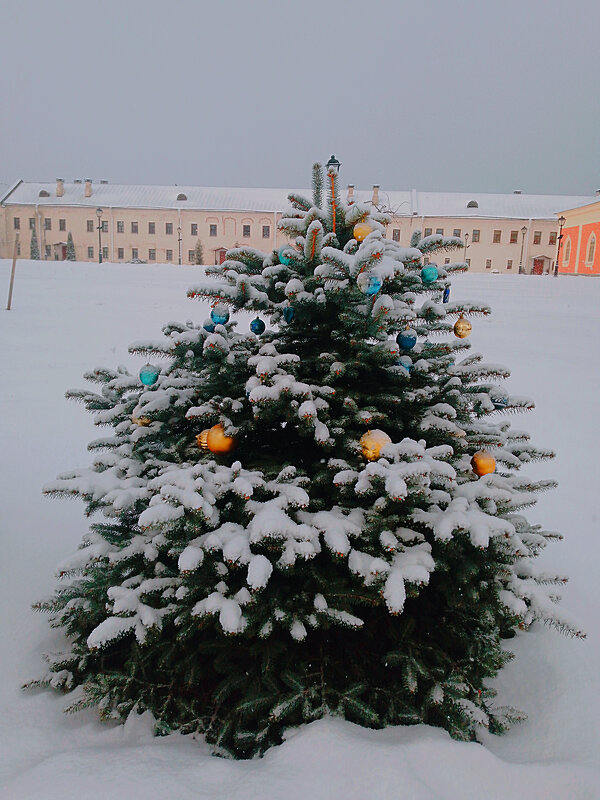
[466,200,478,208]
[586,233,596,264]
[176,193,187,201]
[563,236,571,265]
[39,189,50,197]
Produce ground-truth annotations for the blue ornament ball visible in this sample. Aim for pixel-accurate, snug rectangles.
[210,304,230,325]
[357,271,382,296]
[443,286,451,303]
[421,265,439,284]
[283,306,295,324]
[279,246,294,266]
[139,364,160,386]
[397,356,413,372]
[492,392,509,410]
[396,328,417,350]
[203,321,215,333]
[250,317,266,335]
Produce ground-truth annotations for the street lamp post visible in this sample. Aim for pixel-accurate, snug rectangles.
[96,207,103,264]
[554,216,566,277]
[177,226,182,265]
[463,232,469,266]
[326,154,341,175]
[518,225,527,274]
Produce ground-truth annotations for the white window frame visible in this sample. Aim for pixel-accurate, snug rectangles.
[562,237,571,266]
[586,233,596,266]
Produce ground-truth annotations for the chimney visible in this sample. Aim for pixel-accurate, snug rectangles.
[74,178,82,184]
[56,178,64,197]
[372,184,380,206]
[513,190,522,194]
[347,184,354,202]
[84,178,92,197]
[100,179,108,184]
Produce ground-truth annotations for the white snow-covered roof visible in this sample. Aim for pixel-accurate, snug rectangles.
[556,197,600,215]
[1,182,291,213]
[1,181,594,220]
[350,188,596,220]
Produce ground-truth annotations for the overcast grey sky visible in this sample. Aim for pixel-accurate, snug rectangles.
[1,0,599,195]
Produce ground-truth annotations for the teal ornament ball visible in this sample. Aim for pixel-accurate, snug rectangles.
[279,246,294,266]
[250,317,266,335]
[397,356,413,372]
[357,272,382,296]
[397,328,417,350]
[139,364,160,386]
[283,306,295,323]
[203,320,215,333]
[421,265,439,284]
[210,304,230,325]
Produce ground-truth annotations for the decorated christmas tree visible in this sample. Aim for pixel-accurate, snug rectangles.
[32,161,582,758]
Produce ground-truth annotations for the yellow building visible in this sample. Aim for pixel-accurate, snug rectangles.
[1,178,595,273]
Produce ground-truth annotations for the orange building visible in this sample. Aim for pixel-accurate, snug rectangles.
[557,199,600,275]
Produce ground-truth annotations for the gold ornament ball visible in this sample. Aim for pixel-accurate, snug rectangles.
[360,429,392,461]
[131,414,151,427]
[196,429,211,450]
[471,450,496,476]
[454,314,472,339]
[353,222,374,243]
[206,423,236,454]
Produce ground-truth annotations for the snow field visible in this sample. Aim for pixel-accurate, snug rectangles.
[0,260,598,799]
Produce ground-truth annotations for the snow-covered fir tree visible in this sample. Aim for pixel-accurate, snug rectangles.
[30,227,40,260]
[32,162,582,758]
[66,232,76,261]
[194,238,204,265]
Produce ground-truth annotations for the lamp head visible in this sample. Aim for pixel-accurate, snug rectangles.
[326,154,341,174]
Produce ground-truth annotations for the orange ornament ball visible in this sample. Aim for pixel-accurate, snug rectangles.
[360,429,392,461]
[196,429,211,450]
[454,314,472,339]
[471,450,496,476]
[206,423,236,454]
[353,222,374,243]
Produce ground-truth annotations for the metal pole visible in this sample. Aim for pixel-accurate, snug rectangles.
[6,234,19,310]
[554,218,565,277]
[463,232,469,266]
[554,236,562,277]
[519,229,526,274]
[98,216,103,264]
[178,227,182,265]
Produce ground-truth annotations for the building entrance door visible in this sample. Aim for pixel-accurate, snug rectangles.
[532,258,544,275]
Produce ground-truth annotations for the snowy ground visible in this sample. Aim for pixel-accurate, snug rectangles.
[1,260,599,800]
